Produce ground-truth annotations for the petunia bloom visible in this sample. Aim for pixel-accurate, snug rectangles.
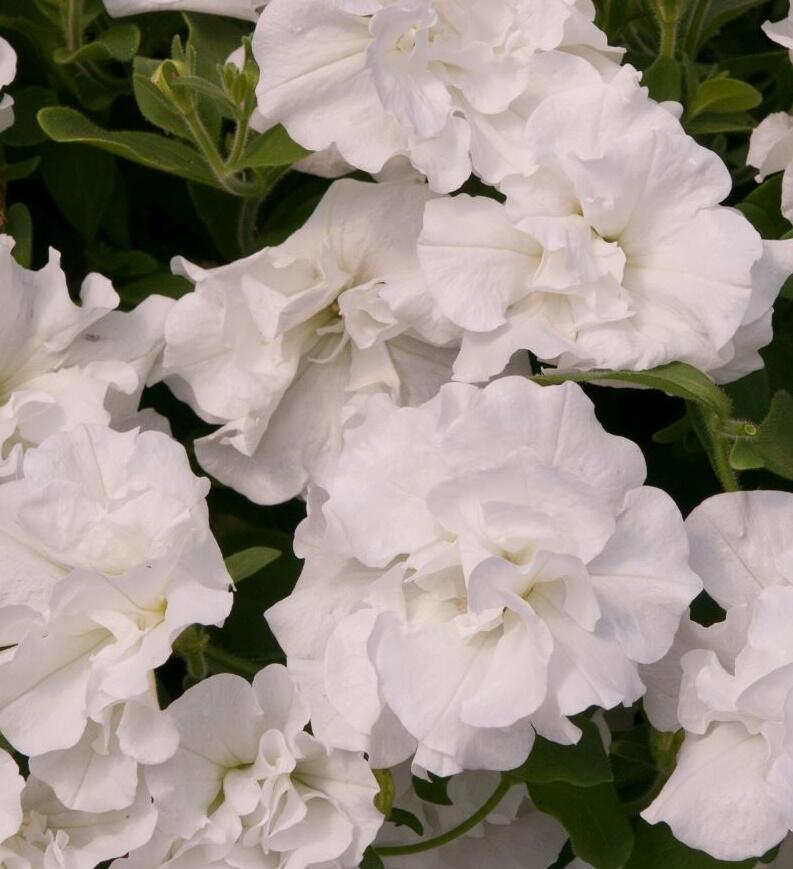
[268,377,701,776]
[103,0,266,20]
[643,492,793,861]
[158,178,458,505]
[0,237,173,479]
[123,666,383,868]
[0,36,15,134]
[253,0,621,192]
[418,71,793,384]
[0,425,232,799]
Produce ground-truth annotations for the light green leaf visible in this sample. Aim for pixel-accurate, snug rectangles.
[642,56,683,103]
[532,363,732,419]
[5,203,33,268]
[224,546,281,584]
[234,125,310,171]
[53,22,141,64]
[133,58,191,140]
[529,781,634,869]
[749,391,793,481]
[688,78,762,118]
[686,112,756,134]
[38,106,220,188]
[508,718,612,787]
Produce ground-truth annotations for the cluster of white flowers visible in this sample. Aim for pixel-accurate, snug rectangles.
[3,0,793,865]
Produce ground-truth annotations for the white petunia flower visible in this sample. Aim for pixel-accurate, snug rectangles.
[763,3,793,60]
[103,0,266,20]
[127,666,382,868]
[0,237,173,479]
[0,774,157,869]
[748,112,793,224]
[376,766,566,868]
[253,0,621,193]
[643,491,793,861]
[158,179,459,505]
[0,424,232,768]
[0,36,16,134]
[0,750,24,844]
[267,377,701,776]
[418,72,793,384]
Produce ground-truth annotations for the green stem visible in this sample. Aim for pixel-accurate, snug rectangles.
[64,0,83,52]
[690,406,740,493]
[236,196,261,256]
[226,115,251,172]
[376,778,513,857]
[683,0,710,58]
[204,644,280,678]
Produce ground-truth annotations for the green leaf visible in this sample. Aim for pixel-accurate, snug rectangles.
[532,363,731,419]
[625,821,757,868]
[389,808,424,837]
[360,848,385,869]
[0,86,56,147]
[2,156,41,183]
[40,143,116,240]
[118,272,193,306]
[529,781,634,869]
[688,78,762,118]
[642,56,683,103]
[224,546,281,584]
[53,22,141,64]
[700,0,769,43]
[729,438,765,471]
[748,390,793,481]
[686,112,756,134]
[737,175,792,239]
[234,125,310,171]
[5,203,33,268]
[509,718,612,787]
[133,58,191,140]
[38,106,220,188]
[412,773,453,806]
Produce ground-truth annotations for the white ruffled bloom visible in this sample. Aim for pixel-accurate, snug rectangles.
[748,112,793,223]
[268,377,701,776]
[103,0,266,20]
[642,491,793,861]
[0,424,232,785]
[418,71,793,384]
[763,3,793,61]
[0,237,173,479]
[158,179,458,505]
[0,36,15,134]
[253,0,621,193]
[121,667,382,868]
[377,766,566,868]
[0,772,157,869]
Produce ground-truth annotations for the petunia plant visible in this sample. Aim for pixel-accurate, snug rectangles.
[4,1,793,868]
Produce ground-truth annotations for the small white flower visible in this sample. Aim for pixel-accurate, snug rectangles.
[377,766,566,869]
[763,3,793,61]
[0,774,157,869]
[0,424,232,764]
[748,112,793,223]
[0,36,16,134]
[0,237,173,479]
[158,179,458,505]
[134,666,383,868]
[253,0,621,192]
[418,72,793,383]
[268,377,701,775]
[643,492,793,861]
[103,0,266,20]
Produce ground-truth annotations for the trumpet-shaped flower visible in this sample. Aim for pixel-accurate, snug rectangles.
[417,73,793,383]
[643,492,793,861]
[103,0,266,19]
[0,36,15,134]
[748,112,793,223]
[253,0,621,192]
[158,179,458,505]
[0,425,232,764]
[0,237,173,479]
[268,377,700,775]
[127,667,382,868]
[0,772,157,869]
